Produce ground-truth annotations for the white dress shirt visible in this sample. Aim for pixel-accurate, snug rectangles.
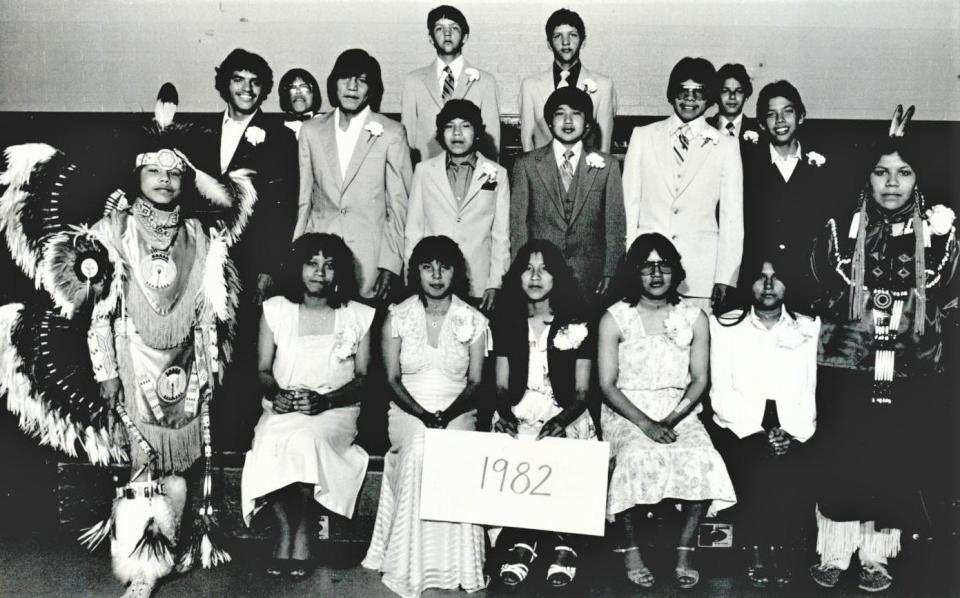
[220,110,256,173]
[717,113,744,137]
[551,139,582,175]
[435,55,465,94]
[709,306,819,442]
[770,141,802,183]
[334,106,371,180]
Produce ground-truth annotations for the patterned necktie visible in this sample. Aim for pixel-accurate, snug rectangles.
[561,150,575,193]
[442,66,455,102]
[725,121,736,137]
[557,70,570,88]
[674,125,691,168]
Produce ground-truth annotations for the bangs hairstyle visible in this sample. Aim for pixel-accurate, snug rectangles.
[716,63,753,98]
[615,233,687,306]
[279,233,358,308]
[214,48,274,105]
[717,254,801,327]
[666,57,718,106]
[545,8,586,40]
[278,68,322,114]
[496,239,585,323]
[326,49,384,112]
[543,86,594,125]
[434,99,484,151]
[862,135,923,184]
[427,5,470,35]
[756,80,806,124]
[406,235,471,303]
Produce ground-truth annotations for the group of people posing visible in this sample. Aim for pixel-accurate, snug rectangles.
[0,4,956,598]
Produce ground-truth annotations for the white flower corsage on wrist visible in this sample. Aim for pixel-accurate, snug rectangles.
[806,151,826,167]
[451,311,477,344]
[364,122,384,138]
[742,130,760,144]
[244,126,266,146]
[581,78,598,94]
[925,205,955,236]
[479,162,499,186]
[585,153,606,169]
[663,308,693,347]
[332,325,362,360]
[464,68,480,83]
[553,323,588,351]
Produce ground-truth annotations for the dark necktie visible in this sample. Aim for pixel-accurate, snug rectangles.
[442,66,455,102]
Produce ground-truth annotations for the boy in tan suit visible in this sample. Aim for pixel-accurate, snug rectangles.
[401,5,501,162]
[519,9,617,153]
[295,49,413,302]
[405,100,509,312]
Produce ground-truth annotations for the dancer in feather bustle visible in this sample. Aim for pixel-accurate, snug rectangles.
[0,85,255,598]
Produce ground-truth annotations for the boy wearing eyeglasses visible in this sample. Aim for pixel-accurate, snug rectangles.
[622,57,743,314]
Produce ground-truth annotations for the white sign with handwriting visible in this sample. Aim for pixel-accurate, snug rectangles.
[419,429,610,536]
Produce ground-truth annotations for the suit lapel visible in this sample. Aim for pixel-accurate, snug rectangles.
[341,113,377,192]
[453,59,475,100]
[318,113,344,190]
[568,152,599,225]
[533,146,565,218]
[421,64,443,109]
[459,155,488,211]
[429,156,460,212]
[677,130,713,196]
[654,120,674,195]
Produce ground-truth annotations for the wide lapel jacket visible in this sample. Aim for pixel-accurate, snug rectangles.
[405,153,510,295]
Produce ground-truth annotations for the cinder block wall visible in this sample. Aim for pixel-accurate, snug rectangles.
[1,0,957,120]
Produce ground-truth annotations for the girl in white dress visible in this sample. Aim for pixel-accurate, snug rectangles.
[362,236,489,598]
[599,233,736,590]
[241,233,374,579]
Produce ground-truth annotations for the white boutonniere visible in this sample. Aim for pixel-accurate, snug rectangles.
[925,204,956,236]
[464,68,480,83]
[450,310,477,344]
[332,325,361,360]
[699,127,720,146]
[806,151,827,167]
[581,78,598,94]
[663,308,693,347]
[364,122,384,138]
[553,323,588,350]
[479,162,498,185]
[742,130,760,144]
[585,153,606,169]
[244,126,266,146]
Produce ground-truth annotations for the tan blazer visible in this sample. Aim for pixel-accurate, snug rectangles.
[622,117,743,299]
[404,153,510,297]
[518,66,616,153]
[401,59,501,161]
[294,110,413,298]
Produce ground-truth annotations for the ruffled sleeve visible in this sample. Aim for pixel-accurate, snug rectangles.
[261,296,289,345]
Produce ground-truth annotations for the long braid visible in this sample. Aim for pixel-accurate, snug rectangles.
[850,188,869,321]
[913,187,927,335]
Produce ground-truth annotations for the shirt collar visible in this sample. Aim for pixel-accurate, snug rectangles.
[719,113,743,130]
[770,141,802,164]
[223,109,256,127]
[668,113,709,136]
[334,106,371,131]
[748,305,789,330]
[552,139,583,165]
[553,61,581,81]
[446,151,478,169]
[436,56,465,81]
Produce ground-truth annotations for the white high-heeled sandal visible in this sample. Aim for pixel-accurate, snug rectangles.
[546,545,578,587]
[499,543,537,586]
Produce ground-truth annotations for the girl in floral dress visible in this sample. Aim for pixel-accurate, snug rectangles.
[491,240,596,589]
[241,233,374,579]
[598,233,736,590]
[362,236,489,598]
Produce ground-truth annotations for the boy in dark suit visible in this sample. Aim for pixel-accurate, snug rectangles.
[510,86,625,312]
[708,63,759,144]
[740,80,832,311]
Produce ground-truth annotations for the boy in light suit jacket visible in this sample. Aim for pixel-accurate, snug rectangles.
[295,49,413,302]
[622,57,743,313]
[519,8,617,153]
[511,86,625,313]
[405,99,510,312]
[401,5,501,162]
